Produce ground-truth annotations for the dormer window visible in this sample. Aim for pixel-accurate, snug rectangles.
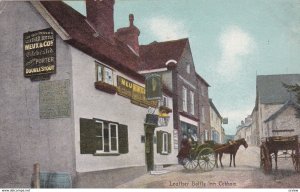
[187,64,190,74]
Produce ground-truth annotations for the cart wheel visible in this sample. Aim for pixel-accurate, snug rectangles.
[197,147,216,172]
[182,153,198,170]
[261,144,272,174]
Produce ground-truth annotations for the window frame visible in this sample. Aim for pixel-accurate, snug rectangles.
[201,107,205,123]
[95,120,104,153]
[182,86,187,112]
[94,120,119,154]
[96,62,114,85]
[187,64,190,74]
[162,132,168,154]
[190,91,194,115]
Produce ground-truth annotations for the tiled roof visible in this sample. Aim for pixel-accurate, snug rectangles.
[139,39,188,71]
[264,99,300,122]
[40,1,143,81]
[257,74,300,104]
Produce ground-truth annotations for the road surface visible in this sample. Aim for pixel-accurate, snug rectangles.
[117,146,300,188]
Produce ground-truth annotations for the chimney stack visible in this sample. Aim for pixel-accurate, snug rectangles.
[115,14,140,55]
[86,0,115,41]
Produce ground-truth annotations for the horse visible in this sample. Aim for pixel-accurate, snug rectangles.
[214,138,248,168]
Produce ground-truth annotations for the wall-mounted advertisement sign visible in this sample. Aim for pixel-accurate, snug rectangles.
[23,28,56,80]
[117,76,157,108]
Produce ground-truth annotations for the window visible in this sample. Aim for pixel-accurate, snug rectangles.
[162,132,168,154]
[182,87,187,112]
[97,63,114,85]
[95,121,118,153]
[157,131,171,154]
[201,85,205,96]
[190,91,194,115]
[205,129,208,141]
[201,107,205,122]
[187,64,190,74]
[80,118,128,155]
[159,95,168,107]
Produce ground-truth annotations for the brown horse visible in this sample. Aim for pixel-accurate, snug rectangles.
[214,138,248,168]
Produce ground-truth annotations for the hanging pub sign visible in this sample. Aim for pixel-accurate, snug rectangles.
[145,74,162,100]
[117,75,157,108]
[23,28,56,80]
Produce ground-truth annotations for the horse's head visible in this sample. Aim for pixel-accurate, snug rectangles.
[241,138,248,149]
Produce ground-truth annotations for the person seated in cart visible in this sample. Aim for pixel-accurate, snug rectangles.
[177,134,194,165]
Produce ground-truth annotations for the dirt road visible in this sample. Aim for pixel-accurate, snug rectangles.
[117,146,300,188]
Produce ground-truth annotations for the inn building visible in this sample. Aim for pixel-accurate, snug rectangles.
[0,0,178,187]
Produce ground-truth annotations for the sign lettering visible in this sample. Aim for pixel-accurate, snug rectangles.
[24,28,56,79]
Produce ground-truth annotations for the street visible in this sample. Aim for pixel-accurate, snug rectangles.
[117,146,300,188]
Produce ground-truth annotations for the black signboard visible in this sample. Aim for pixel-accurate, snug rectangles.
[145,74,162,100]
[24,28,56,79]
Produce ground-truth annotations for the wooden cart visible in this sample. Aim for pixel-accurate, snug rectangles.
[260,135,300,174]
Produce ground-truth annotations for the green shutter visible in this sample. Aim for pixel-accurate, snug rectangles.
[156,131,163,154]
[168,133,172,153]
[118,124,128,154]
[80,118,96,154]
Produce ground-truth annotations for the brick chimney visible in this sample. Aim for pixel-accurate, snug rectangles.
[86,0,115,41]
[115,14,140,55]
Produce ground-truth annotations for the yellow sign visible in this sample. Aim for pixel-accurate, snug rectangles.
[117,76,157,108]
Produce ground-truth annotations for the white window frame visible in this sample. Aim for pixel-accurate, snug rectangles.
[109,123,119,153]
[205,129,208,141]
[162,132,168,154]
[190,91,194,115]
[95,120,119,154]
[96,63,114,85]
[182,86,187,112]
[159,95,168,107]
[95,120,104,153]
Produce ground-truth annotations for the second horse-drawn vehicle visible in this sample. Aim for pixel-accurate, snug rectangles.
[177,138,248,171]
[260,135,300,174]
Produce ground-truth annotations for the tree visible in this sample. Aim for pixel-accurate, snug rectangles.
[283,83,300,118]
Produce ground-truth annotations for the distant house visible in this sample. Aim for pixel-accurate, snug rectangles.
[238,74,300,145]
[209,99,223,143]
[139,38,211,144]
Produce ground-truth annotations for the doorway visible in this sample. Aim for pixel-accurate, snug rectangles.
[145,126,154,171]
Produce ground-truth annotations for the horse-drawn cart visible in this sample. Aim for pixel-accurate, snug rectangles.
[178,141,216,171]
[260,135,300,174]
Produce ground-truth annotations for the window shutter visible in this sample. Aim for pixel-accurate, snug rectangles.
[156,131,163,154]
[80,118,96,154]
[168,133,172,153]
[118,124,128,154]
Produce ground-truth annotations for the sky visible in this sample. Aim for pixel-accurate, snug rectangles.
[65,0,300,135]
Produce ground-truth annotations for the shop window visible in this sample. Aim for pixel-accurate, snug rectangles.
[156,131,171,155]
[190,91,194,115]
[80,118,128,155]
[97,63,114,85]
[182,87,187,112]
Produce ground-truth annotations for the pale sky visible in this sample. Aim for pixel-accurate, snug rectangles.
[65,0,300,135]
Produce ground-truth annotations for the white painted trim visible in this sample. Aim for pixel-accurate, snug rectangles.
[165,59,177,66]
[138,68,168,74]
[179,115,198,126]
[178,75,196,89]
[31,1,71,40]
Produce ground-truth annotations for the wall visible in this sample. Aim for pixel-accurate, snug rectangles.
[265,106,300,137]
[71,47,148,172]
[154,96,178,167]
[0,2,75,187]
